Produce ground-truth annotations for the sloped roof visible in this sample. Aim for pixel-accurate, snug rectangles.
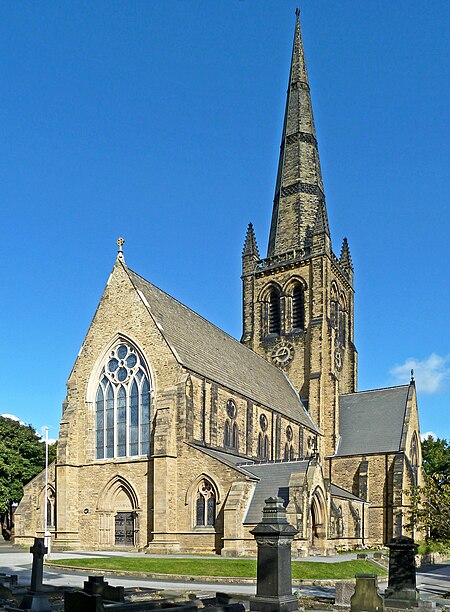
[336,385,410,457]
[241,461,309,524]
[188,443,258,477]
[126,266,317,431]
[330,483,366,503]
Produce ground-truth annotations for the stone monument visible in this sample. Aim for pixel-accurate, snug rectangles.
[350,574,383,612]
[249,496,298,612]
[20,537,51,611]
[384,536,420,608]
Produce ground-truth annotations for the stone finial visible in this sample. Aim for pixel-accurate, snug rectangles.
[340,237,354,272]
[116,236,125,261]
[411,368,415,383]
[243,223,260,258]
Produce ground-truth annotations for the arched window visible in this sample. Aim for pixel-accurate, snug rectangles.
[224,420,230,447]
[292,284,304,330]
[268,289,281,335]
[284,443,295,461]
[410,433,419,485]
[195,479,216,527]
[224,400,238,451]
[95,342,151,459]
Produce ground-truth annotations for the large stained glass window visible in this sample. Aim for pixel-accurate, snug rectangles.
[95,342,151,459]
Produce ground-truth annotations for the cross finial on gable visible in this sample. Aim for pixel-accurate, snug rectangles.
[116,236,125,261]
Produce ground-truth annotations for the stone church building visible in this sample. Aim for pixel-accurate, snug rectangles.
[15,13,422,555]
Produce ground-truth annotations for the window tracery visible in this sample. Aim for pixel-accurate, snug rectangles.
[95,342,151,459]
[195,479,216,527]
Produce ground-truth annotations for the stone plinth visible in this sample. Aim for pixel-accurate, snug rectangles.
[384,536,419,609]
[249,497,298,612]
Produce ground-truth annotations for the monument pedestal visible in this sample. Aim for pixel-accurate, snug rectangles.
[249,497,298,612]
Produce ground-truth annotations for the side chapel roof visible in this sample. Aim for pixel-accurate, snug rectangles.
[125,265,318,432]
[335,385,411,456]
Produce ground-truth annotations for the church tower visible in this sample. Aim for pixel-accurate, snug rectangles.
[241,10,357,458]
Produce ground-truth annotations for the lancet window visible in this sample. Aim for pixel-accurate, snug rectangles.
[95,342,151,459]
[195,479,216,527]
[291,283,304,330]
[331,286,347,348]
[224,400,239,451]
[268,289,281,335]
[257,413,269,460]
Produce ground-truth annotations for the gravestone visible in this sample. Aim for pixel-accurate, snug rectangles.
[249,496,298,612]
[20,538,51,611]
[65,590,103,612]
[350,574,383,612]
[384,536,419,608]
[84,575,125,602]
[335,581,356,607]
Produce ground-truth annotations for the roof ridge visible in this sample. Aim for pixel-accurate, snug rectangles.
[126,266,310,389]
[340,384,410,397]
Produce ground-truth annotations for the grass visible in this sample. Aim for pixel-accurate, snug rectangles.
[48,557,386,580]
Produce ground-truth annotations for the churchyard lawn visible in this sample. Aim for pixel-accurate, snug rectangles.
[48,557,386,580]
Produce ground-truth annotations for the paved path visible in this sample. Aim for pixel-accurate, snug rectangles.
[0,542,449,604]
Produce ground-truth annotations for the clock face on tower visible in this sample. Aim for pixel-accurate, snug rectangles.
[271,341,295,368]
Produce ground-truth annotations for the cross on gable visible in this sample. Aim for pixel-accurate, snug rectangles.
[116,236,125,253]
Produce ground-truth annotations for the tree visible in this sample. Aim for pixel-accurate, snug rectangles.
[408,435,450,543]
[421,435,450,483]
[0,416,57,518]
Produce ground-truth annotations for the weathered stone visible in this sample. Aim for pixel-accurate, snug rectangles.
[384,536,419,609]
[350,574,383,612]
[335,581,355,607]
[250,497,298,612]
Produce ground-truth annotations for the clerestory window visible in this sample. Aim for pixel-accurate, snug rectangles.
[95,342,151,459]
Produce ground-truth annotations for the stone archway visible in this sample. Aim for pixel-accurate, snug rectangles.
[97,476,140,547]
[310,487,327,551]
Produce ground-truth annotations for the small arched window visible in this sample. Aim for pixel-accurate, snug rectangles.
[224,400,238,451]
[292,284,304,330]
[195,479,216,527]
[410,433,420,485]
[95,341,151,459]
[268,289,281,335]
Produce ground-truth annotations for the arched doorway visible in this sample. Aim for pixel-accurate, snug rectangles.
[310,487,327,550]
[97,476,140,547]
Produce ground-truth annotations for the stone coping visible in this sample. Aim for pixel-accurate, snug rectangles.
[45,561,388,588]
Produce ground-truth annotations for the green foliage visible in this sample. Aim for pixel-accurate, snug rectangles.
[48,557,386,579]
[409,472,450,543]
[417,541,450,555]
[421,435,450,483]
[0,416,57,513]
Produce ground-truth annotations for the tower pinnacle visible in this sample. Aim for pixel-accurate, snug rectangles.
[267,10,326,257]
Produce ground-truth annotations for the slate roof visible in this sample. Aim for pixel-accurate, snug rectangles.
[335,385,410,457]
[330,483,366,503]
[240,461,309,524]
[126,266,317,431]
[188,443,257,477]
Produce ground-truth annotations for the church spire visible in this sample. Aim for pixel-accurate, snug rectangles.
[267,9,326,257]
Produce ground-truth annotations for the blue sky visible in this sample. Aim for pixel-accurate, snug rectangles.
[1,1,449,442]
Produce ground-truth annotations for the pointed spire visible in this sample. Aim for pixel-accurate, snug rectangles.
[243,223,260,258]
[268,9,326,257]
[339,237,354,272]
